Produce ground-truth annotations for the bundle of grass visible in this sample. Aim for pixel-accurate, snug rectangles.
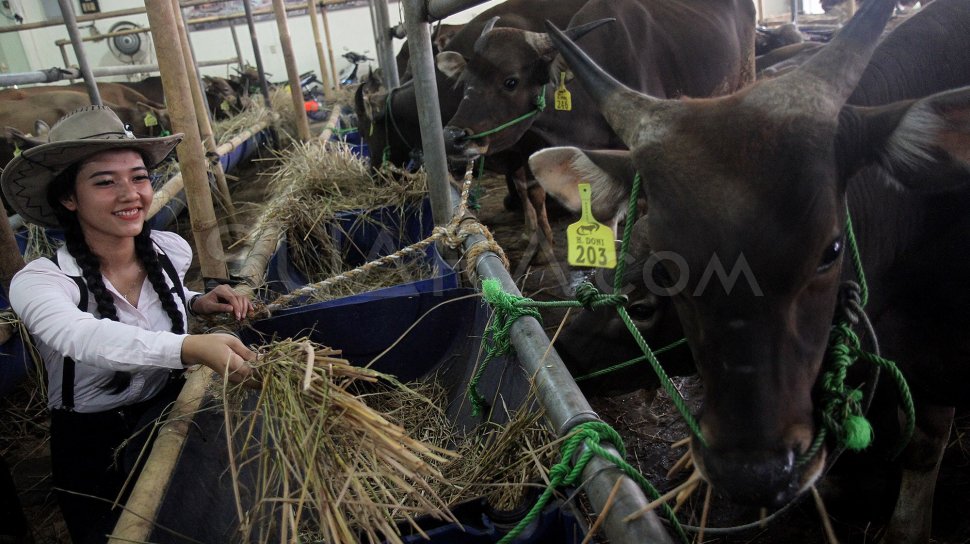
[20,224,59,262]
[211,96,274,145]
[229,339,459,544]
[225,338,560,543]
[254,140,430,291]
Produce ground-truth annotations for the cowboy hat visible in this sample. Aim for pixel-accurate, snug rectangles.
[1,105,183,228]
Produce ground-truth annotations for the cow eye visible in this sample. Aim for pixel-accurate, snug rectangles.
[818,239,843,272]
[627,302,656,322]
[503,77,518,90]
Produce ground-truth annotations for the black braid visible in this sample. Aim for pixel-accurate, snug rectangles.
[134,227,185,334]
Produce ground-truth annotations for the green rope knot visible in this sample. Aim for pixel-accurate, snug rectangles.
[574,281,627,310]
[498,421,693,544]
[818,321,873,452]
[468,279,543,416]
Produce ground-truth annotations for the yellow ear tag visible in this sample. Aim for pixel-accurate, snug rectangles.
[554,71,572,111]
[143,111,158,127]
[13,143,22,157]
[567,183,616,268]
[220,100,230,112]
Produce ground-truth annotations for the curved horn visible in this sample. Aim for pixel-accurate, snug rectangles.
[544,20,677,150]
[793,0,895,111]
[524,17,616,56]
[473,16,500,55]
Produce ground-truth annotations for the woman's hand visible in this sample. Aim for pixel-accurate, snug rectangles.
[181,333,260,387]
[191,284,253,321]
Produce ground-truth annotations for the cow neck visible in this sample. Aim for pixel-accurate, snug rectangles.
[465,84,547,140]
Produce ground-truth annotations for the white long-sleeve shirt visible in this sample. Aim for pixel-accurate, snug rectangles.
[10,230,201,412]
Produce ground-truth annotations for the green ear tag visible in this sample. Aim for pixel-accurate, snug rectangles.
[554,71,572,111]
[567,183,616,268]
[143,111,158,127]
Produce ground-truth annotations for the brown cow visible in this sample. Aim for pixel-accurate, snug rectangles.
[540,0,970,540]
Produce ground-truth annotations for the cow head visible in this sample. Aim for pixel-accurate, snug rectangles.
[542,0,970,508]
[204,75,242,119]
[437,17,612,161]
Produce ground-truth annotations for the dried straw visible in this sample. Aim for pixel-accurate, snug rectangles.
[225,338,558,543]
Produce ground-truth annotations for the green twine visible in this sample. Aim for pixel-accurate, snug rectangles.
[575,338,688,382]
[497,421,690,544]
[467,85,547,140]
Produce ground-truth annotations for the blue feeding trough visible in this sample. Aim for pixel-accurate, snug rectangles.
[0,291,31,399]
[264,199,457,308]
[330,114,369,160]
[138,288,587,543]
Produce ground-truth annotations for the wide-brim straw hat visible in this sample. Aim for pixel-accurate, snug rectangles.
[1,105,183,228]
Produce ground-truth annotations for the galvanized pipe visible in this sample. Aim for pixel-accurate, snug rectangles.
[401,0,454,227]
[56,0,101,105]
[369,0,399,88]
[0,67,79,87]
[425,0,490,22]
[0,6,147,33]
[465,230,675,544]
[242,0,273,108]
[54,26,150,46]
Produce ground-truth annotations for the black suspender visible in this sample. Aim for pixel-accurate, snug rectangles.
[52,246,187,411]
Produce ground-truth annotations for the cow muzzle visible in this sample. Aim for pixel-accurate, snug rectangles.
[443,125,487,160]
[693,443,823,508]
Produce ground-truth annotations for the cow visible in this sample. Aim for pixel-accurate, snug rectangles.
[203,75,250,120]
[355,0,590,264]
[755,23,805,55]
[0,91,171,172]
[0,82,167,112]
[116,75,166,105]
[438,0,756,162]
[533,0,970,540]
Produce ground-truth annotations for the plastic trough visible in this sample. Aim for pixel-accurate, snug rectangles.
[126,287,587,543]
[263,199,458,307]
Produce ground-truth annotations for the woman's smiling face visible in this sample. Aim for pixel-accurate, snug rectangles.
[61,149,153,245]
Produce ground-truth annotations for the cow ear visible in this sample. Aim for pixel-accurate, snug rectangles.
[34,120,50,138]
[529,146,636,226]
[846,87,970,190]
[436,51,466,80]
[548,55,573,86]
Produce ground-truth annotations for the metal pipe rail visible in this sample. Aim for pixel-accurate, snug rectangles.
[0,58,241,88]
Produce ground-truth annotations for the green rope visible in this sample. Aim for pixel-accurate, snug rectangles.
[575,338,688,382]
[467,85,547,140]
[844,212,868,305]
[497,421,690,544]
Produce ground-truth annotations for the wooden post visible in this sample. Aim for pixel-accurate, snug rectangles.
[272,0,312,142]
[307,0,335,101]
[170,0,237,221]
[145,0,228,281]
[320,2,339,89]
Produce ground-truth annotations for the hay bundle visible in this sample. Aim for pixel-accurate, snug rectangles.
[227,338,558,543]
[254,140,430,292]
[231,339,458,544]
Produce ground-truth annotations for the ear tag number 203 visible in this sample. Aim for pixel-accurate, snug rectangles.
[567,183,616,269]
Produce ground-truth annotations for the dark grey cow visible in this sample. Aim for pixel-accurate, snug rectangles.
[438,0,756,161]
[535,0,970,540]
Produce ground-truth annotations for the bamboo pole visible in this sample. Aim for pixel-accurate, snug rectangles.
[307,0,336,100]
[145,0,228,281]
[272,0,312,142]
[171,0,237,220]
[148,173,184,219]
[213,115,275,156]
[108,368,210,542]
[242,0,273,109]
[320,3,340,88]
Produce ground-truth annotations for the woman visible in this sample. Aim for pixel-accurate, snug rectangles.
[1,105,258,543]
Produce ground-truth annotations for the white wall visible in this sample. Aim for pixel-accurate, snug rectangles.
[4,0,505,83]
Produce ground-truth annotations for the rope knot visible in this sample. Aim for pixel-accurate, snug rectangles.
[574,281,627,310]
[836,281,864,326]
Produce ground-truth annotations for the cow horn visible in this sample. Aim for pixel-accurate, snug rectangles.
[792,0,895,112]
[543,20,674,150]
[473,16,500,55]
[525,18,615,56]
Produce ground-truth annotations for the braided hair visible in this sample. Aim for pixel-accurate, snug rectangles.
[47,153,187,340]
